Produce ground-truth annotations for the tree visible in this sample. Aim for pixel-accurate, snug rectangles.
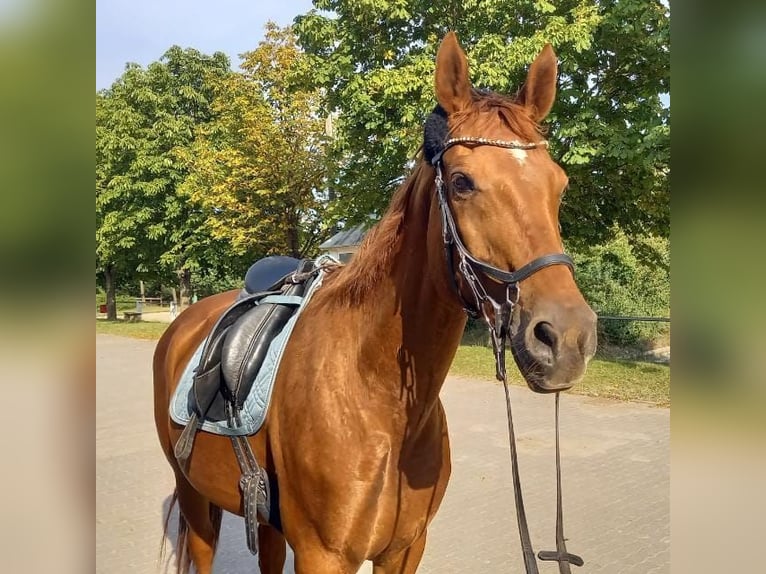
[552,0,669,248]
[182,24,331,259]
[96,47,233,314]
[294,0,669,247]
[96,88,154,319]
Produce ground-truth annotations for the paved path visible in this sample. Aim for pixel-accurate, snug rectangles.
[96,335,669,573]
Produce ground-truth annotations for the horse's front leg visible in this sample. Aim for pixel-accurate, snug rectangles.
[372,530,428,574]
[293,545,362,574]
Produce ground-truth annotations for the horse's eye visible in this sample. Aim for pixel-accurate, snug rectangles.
[451,173,475,194]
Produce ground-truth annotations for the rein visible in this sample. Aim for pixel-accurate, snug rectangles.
[431,136,582,573]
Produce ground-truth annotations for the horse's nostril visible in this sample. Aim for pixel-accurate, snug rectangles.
[533,321,557,349]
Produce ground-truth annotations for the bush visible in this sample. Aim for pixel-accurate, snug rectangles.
[460,232,670,350]
[570,233,670,348]
[192,271,244,298]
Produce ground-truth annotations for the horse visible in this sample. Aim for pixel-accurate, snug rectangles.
[154,32,597,574]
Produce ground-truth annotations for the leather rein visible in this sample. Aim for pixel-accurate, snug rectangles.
[431,137,583,574]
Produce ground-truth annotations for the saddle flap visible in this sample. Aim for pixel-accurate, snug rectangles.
[221,279,311,410]
[175,258,319,431]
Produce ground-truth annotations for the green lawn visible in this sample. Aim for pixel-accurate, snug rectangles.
[96,319,169,339]
[96,321,669,405]
[451,345,670,406]
[97,304,166,314]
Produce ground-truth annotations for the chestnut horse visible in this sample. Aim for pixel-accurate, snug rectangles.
[154,33,596,574]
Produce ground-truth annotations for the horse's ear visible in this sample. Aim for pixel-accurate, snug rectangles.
[435,32,472,114]
[518,43,558,121]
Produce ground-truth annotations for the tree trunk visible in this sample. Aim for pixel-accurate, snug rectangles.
[286,210,301,258]
[178,268,192,310]
[104,264,117,321]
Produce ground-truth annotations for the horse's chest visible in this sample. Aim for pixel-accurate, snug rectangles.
[368,425,452,555]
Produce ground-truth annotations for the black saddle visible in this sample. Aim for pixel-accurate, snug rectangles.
[243,255,301,295]
[175,257,318,462]
[173,256,319,552]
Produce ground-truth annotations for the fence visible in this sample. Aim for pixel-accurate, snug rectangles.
[598,315,670,323]
[463,313,670,349]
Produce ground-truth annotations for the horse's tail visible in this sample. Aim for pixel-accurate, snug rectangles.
[159,488,223,574]
[159,489,191,574]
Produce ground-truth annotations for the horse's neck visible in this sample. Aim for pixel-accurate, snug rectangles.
[356,175,467,435]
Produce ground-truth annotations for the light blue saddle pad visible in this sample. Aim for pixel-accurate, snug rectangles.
[169,259,332,436]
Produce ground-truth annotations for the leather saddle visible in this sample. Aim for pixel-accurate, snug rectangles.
[174,256,318,464]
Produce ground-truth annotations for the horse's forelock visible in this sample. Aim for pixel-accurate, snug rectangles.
[423,105,449,164]
[450,90,542,141]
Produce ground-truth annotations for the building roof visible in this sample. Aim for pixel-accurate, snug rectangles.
[319,223,368,250]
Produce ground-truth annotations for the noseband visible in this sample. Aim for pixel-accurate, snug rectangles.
[431,136,574,332]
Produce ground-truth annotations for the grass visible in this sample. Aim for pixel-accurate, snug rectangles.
[95,320,670,405]
[450,345,669,406]
[96,318,169,339]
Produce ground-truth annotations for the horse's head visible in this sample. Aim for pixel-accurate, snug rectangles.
[427,33,597,392]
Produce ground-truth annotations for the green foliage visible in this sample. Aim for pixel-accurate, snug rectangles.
[192,271,244,298]
[451,345,669,405]
[294,0,669,242]
[181,25,332,259]
[96,46,236,289]
[554,0,669,247]
[570,231,670,347]
[96,29,335,303]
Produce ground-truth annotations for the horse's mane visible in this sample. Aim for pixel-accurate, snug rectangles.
[323,162,432,305]
[323,90,540,304]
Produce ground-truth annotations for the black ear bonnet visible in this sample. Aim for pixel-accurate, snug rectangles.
[423,105,449,165]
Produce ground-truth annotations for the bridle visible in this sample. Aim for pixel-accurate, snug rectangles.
[431,136,583,574]
[431,136,574,327]
[430,136,576,376]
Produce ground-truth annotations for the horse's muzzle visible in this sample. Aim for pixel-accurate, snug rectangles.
[511,302,597,392]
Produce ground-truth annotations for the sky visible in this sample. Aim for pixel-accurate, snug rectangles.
[96,0,315,90]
